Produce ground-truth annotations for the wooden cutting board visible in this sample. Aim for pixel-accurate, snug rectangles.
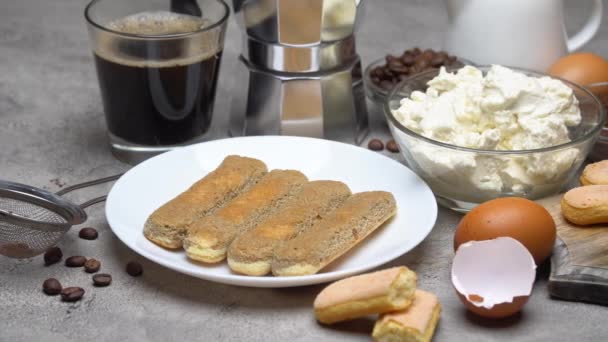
[537,195,608,306]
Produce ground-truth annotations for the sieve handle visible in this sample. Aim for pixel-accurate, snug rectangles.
[80,196,108,209]
[56,174,123,209]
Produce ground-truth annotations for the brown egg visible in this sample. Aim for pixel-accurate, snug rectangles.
[454,197,556,264]
[548,52,608,86]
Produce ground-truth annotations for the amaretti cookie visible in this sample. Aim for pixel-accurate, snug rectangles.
[561,185,608,225]
[143,155,267,249]
[272,191,397,276]
[372,290,441,342]
[580,160,608,186]
[184,170,307,263]
[227,180,351,276]
[314,267,417,324]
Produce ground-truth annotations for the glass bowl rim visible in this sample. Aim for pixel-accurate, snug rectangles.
[587,81,608,88]
[384,65,607,155]
[586,82,608,136]
[84,0,230,39]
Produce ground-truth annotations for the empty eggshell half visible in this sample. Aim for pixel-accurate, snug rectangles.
[451,237,537,319]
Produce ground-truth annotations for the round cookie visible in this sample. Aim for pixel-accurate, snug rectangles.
[561,185,608,225]
[580,160,608,186]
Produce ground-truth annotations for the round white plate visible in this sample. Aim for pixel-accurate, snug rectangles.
[106,136,437,288]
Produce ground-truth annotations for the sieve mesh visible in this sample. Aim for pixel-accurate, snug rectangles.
[0,197,70,258]
[0,197,68,224]
[0,174,121,259]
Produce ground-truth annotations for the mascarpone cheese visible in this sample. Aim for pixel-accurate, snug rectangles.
[393,65,582,199]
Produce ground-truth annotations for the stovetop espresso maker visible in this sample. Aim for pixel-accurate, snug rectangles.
[230,0,369,144]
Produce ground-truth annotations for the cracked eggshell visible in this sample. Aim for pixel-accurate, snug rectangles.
[451,237,536,319]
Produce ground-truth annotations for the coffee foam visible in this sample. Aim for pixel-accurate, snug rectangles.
[95,11,222,68]
[107,11,207,35]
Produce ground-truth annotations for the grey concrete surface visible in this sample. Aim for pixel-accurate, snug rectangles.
[1,0,608,341]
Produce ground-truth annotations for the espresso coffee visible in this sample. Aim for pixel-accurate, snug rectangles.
[94,11,222,146]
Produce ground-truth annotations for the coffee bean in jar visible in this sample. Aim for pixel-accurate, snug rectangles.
[370,48,460,91]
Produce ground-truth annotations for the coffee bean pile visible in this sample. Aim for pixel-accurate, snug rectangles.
[367,138,400,153]
[369,48,460,91]
[41,229,144,303]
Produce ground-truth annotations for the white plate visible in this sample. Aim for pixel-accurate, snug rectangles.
[106,136,437,288]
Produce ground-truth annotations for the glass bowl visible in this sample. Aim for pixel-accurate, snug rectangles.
[586,82,608,161]
[384,66,606,213]
[364,57,471,124]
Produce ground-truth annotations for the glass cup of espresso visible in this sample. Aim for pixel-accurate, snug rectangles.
[85,0,229,164]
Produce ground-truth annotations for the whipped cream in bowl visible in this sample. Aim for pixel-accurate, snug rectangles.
[385,65,606,212]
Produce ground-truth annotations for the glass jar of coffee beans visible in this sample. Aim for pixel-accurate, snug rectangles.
[364,48,471,123]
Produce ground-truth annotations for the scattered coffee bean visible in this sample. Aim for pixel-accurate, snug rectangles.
[78,227,98,240]
[44,247,63,266]
[61,287,84,302]
[65,256,87,267]
[386,140,400,153]
[84,258,101,273]
[370,48,461,89]
[126,261,143,277]
[93,273,112,287]
[368,139,384,151]
[42,278,62,295]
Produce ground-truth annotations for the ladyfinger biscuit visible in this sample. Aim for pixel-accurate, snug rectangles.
[272,191,397,276]
[372,290,441,342]
[184,170,308,263]
[561,185,608,225]
[227,181,351,276]
[143,156,267,249]
[314,266,417,324]
[580,160,608,186]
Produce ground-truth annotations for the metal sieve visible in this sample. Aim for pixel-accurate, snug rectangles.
[0,174,122,259]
